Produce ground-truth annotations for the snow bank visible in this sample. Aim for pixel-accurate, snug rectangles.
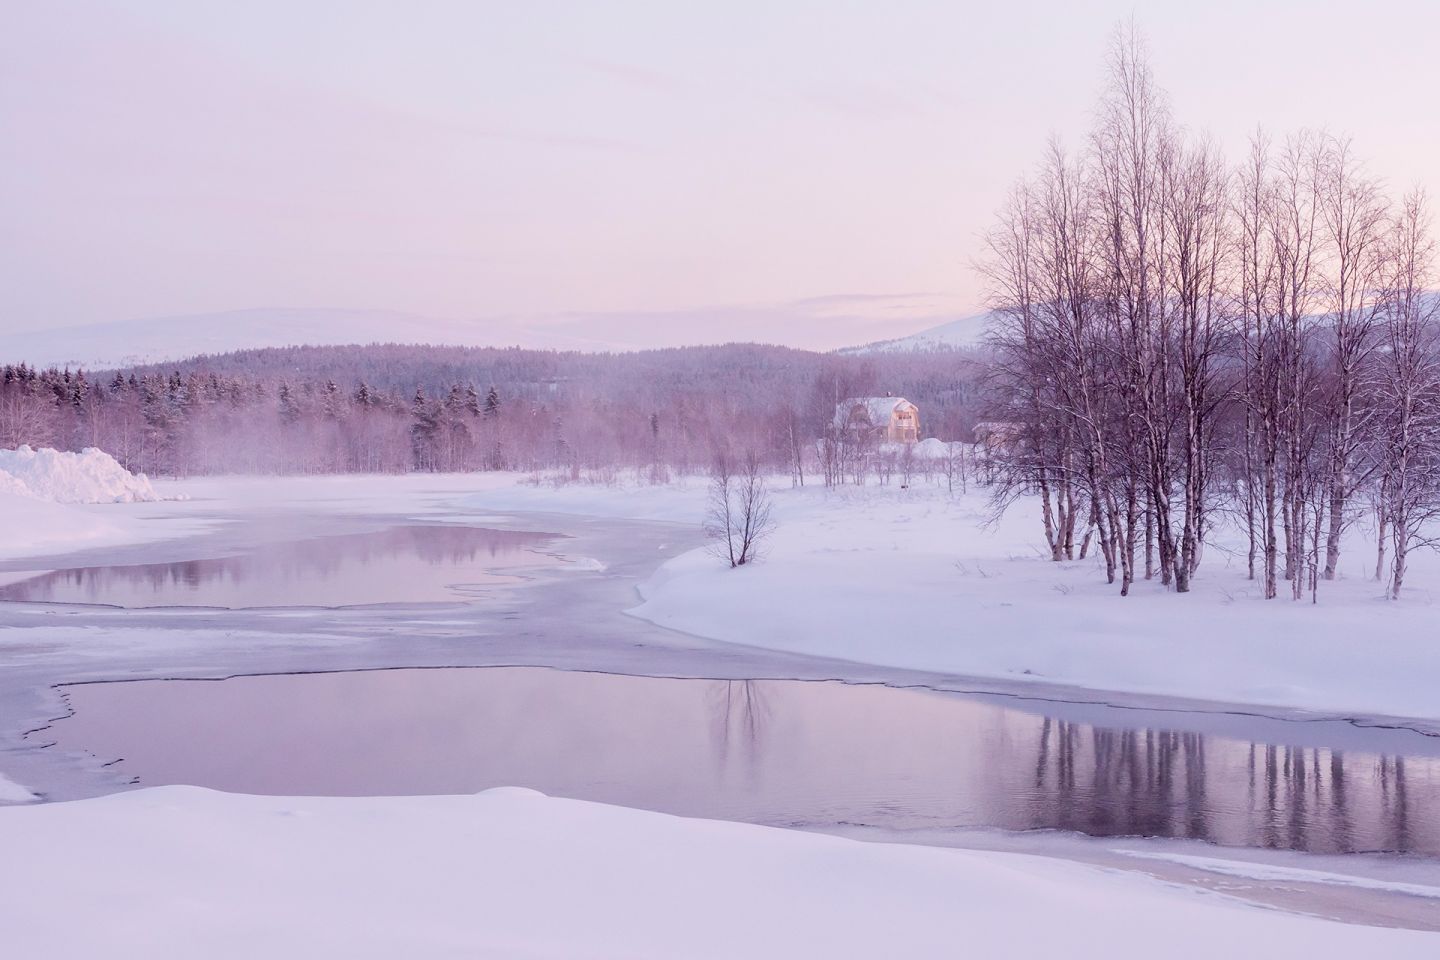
[0,469,32,497]
[0,772,36,803]
[0,446,157,503]
[618,484,1440,722]
[0,786,1433,958]
[877,437,960,459]
[1117,850,1440,900]
[912,436,953,458]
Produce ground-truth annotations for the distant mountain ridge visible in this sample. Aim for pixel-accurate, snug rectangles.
[838,312,994,354]
[4,302,993,371]
[2,308,596,371]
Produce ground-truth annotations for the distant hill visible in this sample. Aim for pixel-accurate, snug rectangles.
[3,308,602,371]
[838,312,994,354]
[5,299,977,370]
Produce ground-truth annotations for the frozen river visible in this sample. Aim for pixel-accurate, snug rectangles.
[0,525,559,608]
[45,665,1440,858]
[4,500,1439,930]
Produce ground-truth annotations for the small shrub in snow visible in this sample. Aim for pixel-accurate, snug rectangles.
[703,451,776,568]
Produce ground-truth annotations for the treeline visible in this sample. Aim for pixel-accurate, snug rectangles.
[0,342,984,480]
[982,30,1440,600]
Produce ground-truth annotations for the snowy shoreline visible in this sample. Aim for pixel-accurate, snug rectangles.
[3,472,1439,756]
[5,785,1437,958]
[440,474,1440,725]
[3,472,1440,946]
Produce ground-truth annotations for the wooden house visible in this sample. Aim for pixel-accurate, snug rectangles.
[835,396,921,443]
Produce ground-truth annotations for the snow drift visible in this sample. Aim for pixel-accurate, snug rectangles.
[1,786,1434,959]
[0,446,157,503]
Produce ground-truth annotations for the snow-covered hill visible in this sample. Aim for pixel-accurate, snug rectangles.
[3,308,604,370]
[6,300,990,368]
[838,311,994,354]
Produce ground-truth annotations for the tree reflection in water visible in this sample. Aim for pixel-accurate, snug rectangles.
[46,669,1438,856]
[1028,720,1418,854]
[0,525,557,607]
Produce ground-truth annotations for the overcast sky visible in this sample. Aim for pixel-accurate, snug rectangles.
[4,0,1439,349]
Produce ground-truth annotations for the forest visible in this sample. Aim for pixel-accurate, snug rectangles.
[0,341,982,482]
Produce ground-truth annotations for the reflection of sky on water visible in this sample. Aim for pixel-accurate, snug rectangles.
[53,668,1440,858]
[0,526,556,608]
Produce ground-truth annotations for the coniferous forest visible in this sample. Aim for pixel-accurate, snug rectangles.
[0,342,983,479]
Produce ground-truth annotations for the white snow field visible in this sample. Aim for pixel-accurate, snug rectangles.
[0,771,36,802]
[0,786,1434,960]
[0,447,178,561]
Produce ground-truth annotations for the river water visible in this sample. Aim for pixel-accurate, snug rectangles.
[48,666,1440,858]
[0,525,558,608]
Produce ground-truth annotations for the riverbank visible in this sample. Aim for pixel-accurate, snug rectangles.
[429,472,1440,724]
[2,472,1438,943]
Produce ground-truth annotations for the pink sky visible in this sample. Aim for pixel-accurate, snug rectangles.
[3,0,1439,349]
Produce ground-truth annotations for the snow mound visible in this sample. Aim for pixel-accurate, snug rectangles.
[0,446,158,503]
[913,437,953,458]
[0,473,31,498]
[875,438,958,459]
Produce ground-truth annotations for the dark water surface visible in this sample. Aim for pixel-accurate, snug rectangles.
[0,526,558,608]
[49,667,1440,857]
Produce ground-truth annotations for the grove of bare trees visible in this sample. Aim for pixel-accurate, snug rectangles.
[982,29,1440,600]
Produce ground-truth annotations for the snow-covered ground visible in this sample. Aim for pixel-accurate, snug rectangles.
[2,468,1438,949]
[6,466,1438,724]
[440,473,1440,724]
[0,771,36,803]
[0,446,186,561]
[1,785,1434,959]
[626,485,1440,723]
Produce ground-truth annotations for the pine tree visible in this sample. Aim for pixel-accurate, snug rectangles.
[278,383,302,425]
[410,388,439,470]
[322,379,344,421]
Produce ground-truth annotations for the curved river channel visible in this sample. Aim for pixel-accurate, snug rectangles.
[12,523,1440,859]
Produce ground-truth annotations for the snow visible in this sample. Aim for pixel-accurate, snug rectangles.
[875,437,957,459]
[0,772,36,803]
[0,447,171,561]
[3,468,1433,723]
[3,472,1439,947]
[912,436,951,458]
[1117,850,1440,900]
[0,445,158,503]
[0,785,1433,959]
[0,494,157,562]
[840,310,995,353]
[309,470,1440,723]
[511,481,1440,723]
